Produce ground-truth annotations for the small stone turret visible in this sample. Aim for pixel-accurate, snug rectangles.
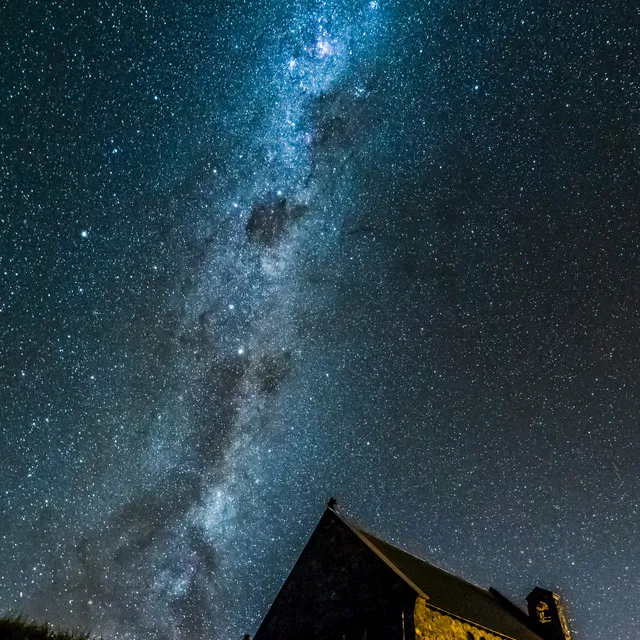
[526,587,572,640]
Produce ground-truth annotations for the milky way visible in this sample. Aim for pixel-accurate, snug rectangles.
[1,1,639,639]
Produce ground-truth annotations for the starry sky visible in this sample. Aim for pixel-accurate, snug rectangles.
[1,1,638,639]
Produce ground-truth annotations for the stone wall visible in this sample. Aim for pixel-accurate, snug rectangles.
[413,597,507,640]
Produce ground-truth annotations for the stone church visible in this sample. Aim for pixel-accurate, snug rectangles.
[253,503,572,640]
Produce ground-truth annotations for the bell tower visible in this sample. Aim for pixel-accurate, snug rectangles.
[526,587,572,640]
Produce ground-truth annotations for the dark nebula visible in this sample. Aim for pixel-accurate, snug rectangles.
[246,197,306,247]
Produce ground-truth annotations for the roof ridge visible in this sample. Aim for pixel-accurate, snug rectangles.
[332,510,483,593]
[356,527,495,598]
[328,508,430,599]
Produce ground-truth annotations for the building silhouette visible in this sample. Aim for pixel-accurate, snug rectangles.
[254,503,572,640]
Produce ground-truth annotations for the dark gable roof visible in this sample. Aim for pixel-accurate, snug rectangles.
[333,510,542,640]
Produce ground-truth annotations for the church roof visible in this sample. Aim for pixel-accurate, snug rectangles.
[333,509,542,640]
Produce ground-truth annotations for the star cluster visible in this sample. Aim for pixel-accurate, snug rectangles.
[1,1,638,639]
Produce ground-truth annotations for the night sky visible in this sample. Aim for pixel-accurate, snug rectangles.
[1,1,638,639]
